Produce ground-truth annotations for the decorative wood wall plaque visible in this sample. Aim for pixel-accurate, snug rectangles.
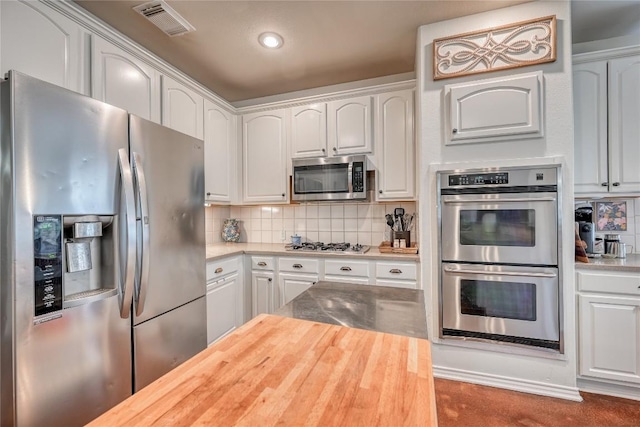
[433,15,556,80]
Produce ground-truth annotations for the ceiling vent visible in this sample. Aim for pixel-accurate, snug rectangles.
[133,1,195,37]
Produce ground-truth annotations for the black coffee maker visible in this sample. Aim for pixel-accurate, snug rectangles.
[575,206,595,253]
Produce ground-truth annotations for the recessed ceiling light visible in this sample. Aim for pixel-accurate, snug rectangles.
[259,32,284,49]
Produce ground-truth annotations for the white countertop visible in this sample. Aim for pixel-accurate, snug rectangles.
[206,242,420,262]
[576,253,640,273]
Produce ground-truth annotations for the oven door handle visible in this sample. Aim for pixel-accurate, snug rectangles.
[441,197,556,203]
[443,266,557,278]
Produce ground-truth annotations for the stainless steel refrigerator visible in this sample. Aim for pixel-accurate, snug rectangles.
[0,71,206,426]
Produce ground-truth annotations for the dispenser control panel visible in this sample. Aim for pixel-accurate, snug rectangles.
[33,215,63,316]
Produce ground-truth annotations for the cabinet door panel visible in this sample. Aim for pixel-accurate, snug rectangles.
[162,75,203,139]
[609,55,640,193]
[447,72,542,144]
[573,61,609,193]
[204,100,234,202]
[1,0,84,93]
[92,36,160,123]
[328,96,373,154]
[278,275,316,306]
[376,90,415,200]
[252,272,275,317]
[579,294,640,384]
[206,275,239,345]
[291,104,327,158]
[243,111,287,203]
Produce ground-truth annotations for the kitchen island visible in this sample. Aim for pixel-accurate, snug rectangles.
[87,314,437,426]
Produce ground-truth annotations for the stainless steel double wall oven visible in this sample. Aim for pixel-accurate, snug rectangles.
[438,165,562,352]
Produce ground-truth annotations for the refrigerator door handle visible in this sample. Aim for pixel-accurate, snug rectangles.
[118,148,136,318]
[132,152,150,316]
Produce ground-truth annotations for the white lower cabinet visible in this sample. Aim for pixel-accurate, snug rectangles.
[206,256,243,345]
[577,270,640,387]
[375,261,418,289]
[251,256,277,316]
[278,257,320,305]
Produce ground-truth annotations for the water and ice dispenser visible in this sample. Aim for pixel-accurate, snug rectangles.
[33,214,118,317]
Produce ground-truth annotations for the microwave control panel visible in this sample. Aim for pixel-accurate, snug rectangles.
[33,215,63,317]
[448,172,509,186]
[352,162,365,192]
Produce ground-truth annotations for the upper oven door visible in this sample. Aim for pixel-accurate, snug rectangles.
[441,192,558,265]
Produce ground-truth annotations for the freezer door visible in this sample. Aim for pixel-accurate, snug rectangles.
[133,296,207,391]
[129,115,206,325]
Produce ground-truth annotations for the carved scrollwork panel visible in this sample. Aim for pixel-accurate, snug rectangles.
[433,15,557,80]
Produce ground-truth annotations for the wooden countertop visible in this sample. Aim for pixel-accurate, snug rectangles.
[88,314,437,427]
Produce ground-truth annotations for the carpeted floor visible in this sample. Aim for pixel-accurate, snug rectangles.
[435,378,640,426]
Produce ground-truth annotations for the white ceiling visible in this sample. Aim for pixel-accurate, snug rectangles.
[74,1,640,104]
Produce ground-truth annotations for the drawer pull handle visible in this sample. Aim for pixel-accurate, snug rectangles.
[214,267,223,274]
[389,269,402,274]
[257,262,267,267]
[340,266,352,271]
[293,264,303,269]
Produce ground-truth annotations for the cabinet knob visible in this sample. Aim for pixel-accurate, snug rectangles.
[268,278,272,282]
[452,128,458,134]
[379,190,383,194]
[601,182,608,187]
[206,192,211,196]
[389,269,402,274]
[333,147,337,152]
[282,193,286,197]
[322,148,326,153]
[340,266,352,271]
[257,261,267,267]
[293,264,303,269]
[612,182,620,187]
[214,267,223,274]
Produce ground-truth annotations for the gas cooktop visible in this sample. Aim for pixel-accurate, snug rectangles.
[285,242,370,254]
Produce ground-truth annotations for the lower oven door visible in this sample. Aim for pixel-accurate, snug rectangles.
[441,263,559,348]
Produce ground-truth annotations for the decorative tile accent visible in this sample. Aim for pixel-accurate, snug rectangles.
[596,201,627,231]
[433,15,556,80]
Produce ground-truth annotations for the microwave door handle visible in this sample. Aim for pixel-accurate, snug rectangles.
[132,152,150,317]
[347,162,353,193]
[442,197,556,203]
[443,266,557,278]
[117,149,136,319]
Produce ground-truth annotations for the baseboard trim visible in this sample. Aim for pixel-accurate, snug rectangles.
[433,365,583,402]
[577,378,640,401]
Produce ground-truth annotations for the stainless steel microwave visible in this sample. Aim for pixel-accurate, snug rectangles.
[292,155,367,202]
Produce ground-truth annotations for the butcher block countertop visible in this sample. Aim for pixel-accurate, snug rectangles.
[88,314,437,427]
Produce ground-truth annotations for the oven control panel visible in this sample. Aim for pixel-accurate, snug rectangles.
[448,172,509,186]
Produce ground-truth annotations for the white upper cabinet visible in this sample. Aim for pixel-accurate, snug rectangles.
[573,61,609,193]
[446,71,543,144]
[91,36,161,123]
[608,55,640,194]
[290,103,327,158]
[204,99,235,203]
[1,0,85,93]
[328,95,373,155]
[161,75,203,140]
[242,110,288,204]
[573,53,640,194]
[375,89,415,200]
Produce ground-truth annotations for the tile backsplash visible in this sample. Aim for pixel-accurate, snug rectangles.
[205,202,418,247]
[575,197,640,253]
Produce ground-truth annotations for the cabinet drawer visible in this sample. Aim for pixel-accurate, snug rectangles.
[577,270,640,296]
[375,262,417,281]
[278,257,320,274]
[325,259,370,277]
[251,256,275,271]
[206,257,240,281]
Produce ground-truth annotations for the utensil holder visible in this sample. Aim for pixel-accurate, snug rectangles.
[392,231,410,248]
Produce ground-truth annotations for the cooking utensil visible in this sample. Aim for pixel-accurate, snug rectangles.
[394,208,405,230]
[385,214,395,229]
